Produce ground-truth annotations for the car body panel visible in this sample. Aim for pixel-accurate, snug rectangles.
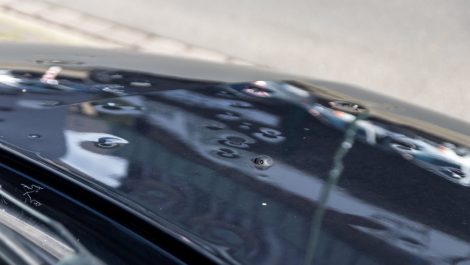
[0,44,469,265]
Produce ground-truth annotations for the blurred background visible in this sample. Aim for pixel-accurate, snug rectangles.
[0,0,469,123]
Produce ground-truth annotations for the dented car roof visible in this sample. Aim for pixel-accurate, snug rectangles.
[0,44,469,265]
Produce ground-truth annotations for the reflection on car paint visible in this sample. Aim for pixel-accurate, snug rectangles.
[0,186,104,265]
[61,130,129,188]
[0,67,469,264]
[21,183,43,207]
[40,66,62,85]
[308,103,470,186]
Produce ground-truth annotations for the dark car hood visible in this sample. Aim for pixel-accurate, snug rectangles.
[0,44,469,265]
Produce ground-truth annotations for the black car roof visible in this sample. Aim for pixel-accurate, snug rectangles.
[0,44,469,265]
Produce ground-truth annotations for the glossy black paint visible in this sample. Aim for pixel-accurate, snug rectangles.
[0,44,469,265]
[0,160,187,265]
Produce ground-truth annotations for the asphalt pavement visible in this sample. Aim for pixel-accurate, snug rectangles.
[1,0,470,123]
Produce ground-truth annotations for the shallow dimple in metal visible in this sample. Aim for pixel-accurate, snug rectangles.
[252,155,273,170]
